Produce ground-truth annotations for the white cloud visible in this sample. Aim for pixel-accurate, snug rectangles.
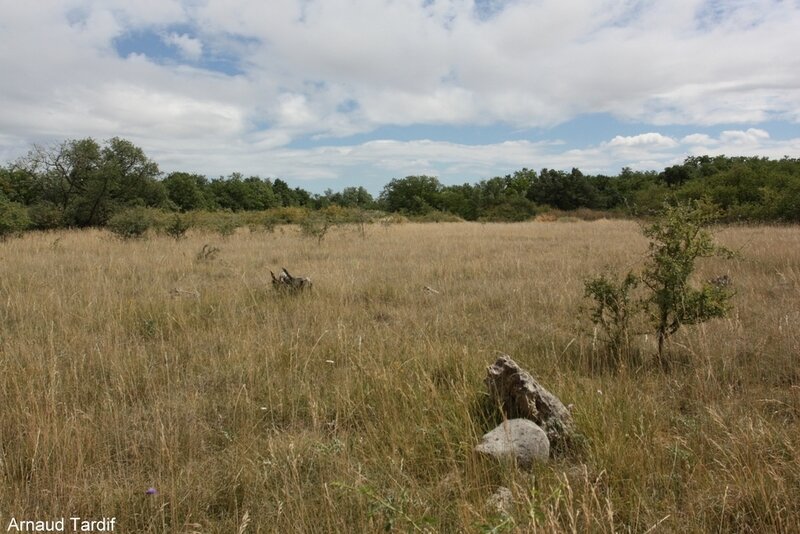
[163,32,203,60]
[607,133,678,148]
[1,0,799,187]
[719,128,770,145]
[681,133,714,146]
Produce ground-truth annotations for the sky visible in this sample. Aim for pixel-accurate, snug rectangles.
[1,0,799,194]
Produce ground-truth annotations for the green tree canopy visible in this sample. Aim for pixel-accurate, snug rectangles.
[379,175,443,215]
[17,137,165,226]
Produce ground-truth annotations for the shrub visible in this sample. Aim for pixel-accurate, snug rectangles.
[409,210,463,223]
[641,200,735,361]
[27,202,63,230]
[163,213,191,240]
[269,206,311,224]
[0,197,30,239]
[584,271,640,368]
[215,218,238,237]
[300,213,334,244]
[107,207,153,239]
[584,199,735,368]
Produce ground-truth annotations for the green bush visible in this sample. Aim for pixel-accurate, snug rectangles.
[27,202,63,230]
[163,213,191,240]
[107,207,153,239]
[584,271,640,368]
[300,213,334,244]
[584,200,735,368]
[0,197,30,239]
[214,216,239,237]
[641,200,735,360]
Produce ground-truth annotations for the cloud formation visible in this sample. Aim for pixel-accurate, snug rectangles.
[163,32,203,60]
[1,0,799,189]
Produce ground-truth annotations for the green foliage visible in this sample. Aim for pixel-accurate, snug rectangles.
[478,198,538,222]
[163,213,191,240]
[318,186,376,210]
[271,177,311,207]
[107,207,153,239]
[0,197,30,239]
[17,137,165,227]
[584,200,735,367]
[584,271,640,367]
[528,168,600,210]
[379,175,443,215]
[5,137,800,226]
[163,172,212,211]
[208,173,280,211]
[641,200,735,360]
[408,209,463,222]
[0,165,41,204]
[300,212,334,244]
[27,202,63,230]
[214,216,239,238]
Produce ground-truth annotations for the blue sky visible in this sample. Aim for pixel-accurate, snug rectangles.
[1,0,799,194]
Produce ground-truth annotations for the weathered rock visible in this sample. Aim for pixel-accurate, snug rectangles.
[485,355,575,455]
[475,418,549,468]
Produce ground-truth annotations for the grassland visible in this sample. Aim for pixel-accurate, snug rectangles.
[1,220,799,533]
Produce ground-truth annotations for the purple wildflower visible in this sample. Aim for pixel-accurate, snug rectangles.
[146,487,158,495]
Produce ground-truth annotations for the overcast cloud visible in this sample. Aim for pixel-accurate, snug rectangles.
[1,0,799,191]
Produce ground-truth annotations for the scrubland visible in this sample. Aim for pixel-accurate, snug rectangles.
[1,220,798,533]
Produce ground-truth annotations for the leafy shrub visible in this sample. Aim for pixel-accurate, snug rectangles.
[300,213,334,244]
[268,206,311,224]
[0,197,30,239]
[107,207,153,239]
[27,202,63,230]
[215,217,238,237]
[163,213,191,240]
[641,200,735,360]
[584,200,735,368]
[584,271,640,368]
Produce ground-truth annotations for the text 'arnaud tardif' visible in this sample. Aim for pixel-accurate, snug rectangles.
[6,517,116,532]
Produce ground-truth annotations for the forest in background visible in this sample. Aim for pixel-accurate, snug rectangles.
[2,137,800,235]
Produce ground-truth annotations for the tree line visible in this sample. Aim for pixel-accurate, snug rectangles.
[2,137,800,235]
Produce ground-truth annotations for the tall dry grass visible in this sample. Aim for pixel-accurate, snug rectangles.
[0,220,798,532]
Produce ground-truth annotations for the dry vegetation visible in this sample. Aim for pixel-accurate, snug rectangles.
[1,220,799,533]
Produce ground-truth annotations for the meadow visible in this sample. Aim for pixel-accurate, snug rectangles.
[1,220,798,533]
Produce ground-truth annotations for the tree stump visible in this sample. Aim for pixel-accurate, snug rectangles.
[270,268,312,292]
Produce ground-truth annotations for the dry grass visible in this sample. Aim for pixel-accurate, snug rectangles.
[1,220,799,533]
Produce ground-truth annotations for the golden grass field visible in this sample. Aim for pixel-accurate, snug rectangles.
[1,220,799,533]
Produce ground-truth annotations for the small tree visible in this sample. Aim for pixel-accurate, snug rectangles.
[584,200,735,368]
[641,200,735,360]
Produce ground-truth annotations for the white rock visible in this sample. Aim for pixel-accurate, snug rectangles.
[475,419,550,468]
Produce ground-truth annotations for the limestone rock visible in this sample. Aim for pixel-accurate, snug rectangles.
[485,355,575,455]
[475,418,549,468]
